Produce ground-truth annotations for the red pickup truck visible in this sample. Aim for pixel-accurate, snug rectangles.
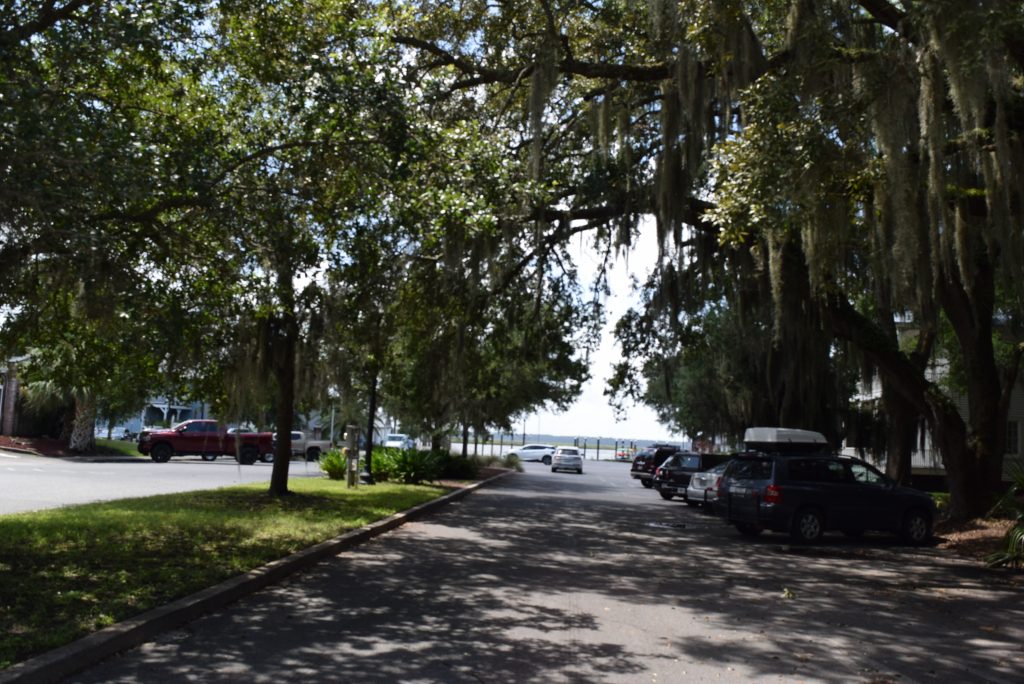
[137,419,273,465]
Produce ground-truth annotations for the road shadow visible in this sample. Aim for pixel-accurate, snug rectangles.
[73,469,1023,683]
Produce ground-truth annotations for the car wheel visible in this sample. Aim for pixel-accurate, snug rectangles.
[640,479,653,489]
[901,509,932,545]
[735,523,762,537]
[542,455,552,465]
[239,446,258,465]
[150,443,172,463]
[577,468,583,474]
[791,508,824,543]
[260,451,274,463]
[659,491,675,500]
[305,447,320,462]
[685,499,699,507]
[550,467,557,472]
[201,453,217,462]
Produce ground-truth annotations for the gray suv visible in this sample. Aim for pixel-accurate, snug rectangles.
[716,452,935,544]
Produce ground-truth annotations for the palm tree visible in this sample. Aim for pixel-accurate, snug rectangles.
[21,378,96,453]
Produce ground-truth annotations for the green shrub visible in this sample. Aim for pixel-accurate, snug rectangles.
[369,448,442,484]
[392,449,442,484]
[319,448,347,480]
[369,447,399,482]
[502,453,524,472]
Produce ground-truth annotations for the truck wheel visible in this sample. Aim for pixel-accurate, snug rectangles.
[151,443,173,463]
[260,451,274,463]
[305,447,321,461]
[239,446,258,465]
[640,479,653,488]
[201,453,217,462]
[659,491,675,500]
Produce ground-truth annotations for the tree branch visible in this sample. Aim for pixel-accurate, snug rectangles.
[394,34,671,88]
[857,0,907,34]
[0,0,95,47]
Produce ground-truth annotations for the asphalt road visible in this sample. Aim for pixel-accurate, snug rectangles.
[54,459,1023,684]
[0,451,324,514]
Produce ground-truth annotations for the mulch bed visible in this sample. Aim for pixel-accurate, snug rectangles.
[0,434,76,457]
[934,517,1016,563]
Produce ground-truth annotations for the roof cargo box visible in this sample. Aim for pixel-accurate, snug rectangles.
[743,427,828,453]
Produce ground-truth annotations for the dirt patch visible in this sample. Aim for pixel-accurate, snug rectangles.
[934,517,1015,563]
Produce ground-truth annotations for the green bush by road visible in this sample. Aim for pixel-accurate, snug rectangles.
[0,479,446,669]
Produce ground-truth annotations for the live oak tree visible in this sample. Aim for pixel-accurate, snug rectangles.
[375,112,597,451]
[7,1,1021,519]
[0,1,220,450]
[392,0,1024,520]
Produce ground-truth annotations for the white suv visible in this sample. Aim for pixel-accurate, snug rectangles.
[552,446,583,474]
[506,443,556,465]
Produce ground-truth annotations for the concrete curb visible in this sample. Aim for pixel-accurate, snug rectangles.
[0,470,515,684]
[0,446,38,457]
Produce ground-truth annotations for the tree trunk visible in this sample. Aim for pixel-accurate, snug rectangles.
[268,311,296,497]
[761,235,842,440]
[461,421,469,459]
[820,291,987,521]
[881,378,916,485]
[935,253,1004,518]
[69,393,96,452]
[363,368,379,478]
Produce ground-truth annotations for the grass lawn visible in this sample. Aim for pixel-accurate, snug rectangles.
[94,438,144,457]
[0,478,447,669]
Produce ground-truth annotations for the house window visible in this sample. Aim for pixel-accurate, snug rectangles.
[1008,421,1019,455]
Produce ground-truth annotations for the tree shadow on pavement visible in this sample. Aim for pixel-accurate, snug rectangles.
[73,469,1024,683]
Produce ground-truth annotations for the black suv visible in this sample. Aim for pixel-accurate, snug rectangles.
[716,452,936,544]
[651,452,730,501]
[629,444,681,488]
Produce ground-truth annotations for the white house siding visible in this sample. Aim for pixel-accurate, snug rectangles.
[843,365,1024,482]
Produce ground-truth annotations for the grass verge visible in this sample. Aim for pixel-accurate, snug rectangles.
[0,478,447,669]
[94,438,144,457]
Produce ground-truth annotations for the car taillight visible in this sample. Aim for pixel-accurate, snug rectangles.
[764,484,782,504]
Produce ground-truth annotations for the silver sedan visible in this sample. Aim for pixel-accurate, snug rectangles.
[684,462,728,509]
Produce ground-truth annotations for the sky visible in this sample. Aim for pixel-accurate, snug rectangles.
[531,220,686,444]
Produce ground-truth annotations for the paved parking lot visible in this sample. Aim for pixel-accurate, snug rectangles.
[52,459,1024,683]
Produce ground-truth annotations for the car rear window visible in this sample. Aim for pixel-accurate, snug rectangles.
[787,458,846,483]
[727,457,773,480]
[680,455,702,469]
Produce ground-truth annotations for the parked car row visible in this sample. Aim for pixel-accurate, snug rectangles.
[631,428,937,546]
